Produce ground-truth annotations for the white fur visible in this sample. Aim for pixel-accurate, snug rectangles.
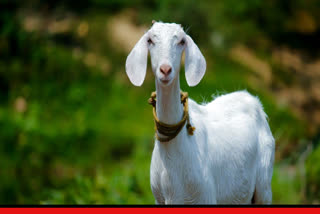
[126,22,275,204]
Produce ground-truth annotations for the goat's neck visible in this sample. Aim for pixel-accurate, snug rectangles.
[155,77,183,126]
[155,76,185,156]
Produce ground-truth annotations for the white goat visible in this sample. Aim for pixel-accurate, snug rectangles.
[125,22,275,204]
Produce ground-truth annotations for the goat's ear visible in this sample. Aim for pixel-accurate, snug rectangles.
[184,35,206,87]
[125,33,149,86]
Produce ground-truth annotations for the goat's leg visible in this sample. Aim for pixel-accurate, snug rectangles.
[155,199,164,205]
[252,184,272,204]
[253,131,274,204]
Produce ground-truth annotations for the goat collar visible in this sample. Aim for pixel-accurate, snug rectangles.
[148,91,195,142]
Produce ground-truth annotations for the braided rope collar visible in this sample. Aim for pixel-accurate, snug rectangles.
[148,91,195,142]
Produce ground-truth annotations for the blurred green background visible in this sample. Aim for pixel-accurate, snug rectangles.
[1,0,320,204]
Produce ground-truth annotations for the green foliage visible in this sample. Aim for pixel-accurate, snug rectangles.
[272,164,303,204]
[41,138,154,204]
[306,142,320,203]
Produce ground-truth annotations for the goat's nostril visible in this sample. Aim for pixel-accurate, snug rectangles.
[160,64,172,76]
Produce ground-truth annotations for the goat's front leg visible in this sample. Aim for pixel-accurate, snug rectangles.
[184,192,217,204]
[155,199,164,205]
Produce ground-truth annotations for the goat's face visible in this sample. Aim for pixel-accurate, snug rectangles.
[126,22,206,87]
[148,23,185,86]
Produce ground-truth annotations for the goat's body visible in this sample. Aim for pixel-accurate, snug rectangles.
[125,21,274,205]
[150,91,275,204]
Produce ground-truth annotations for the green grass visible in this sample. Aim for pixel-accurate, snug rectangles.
[272,164,303,204]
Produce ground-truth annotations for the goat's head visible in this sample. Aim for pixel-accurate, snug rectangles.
[125,22,206,87]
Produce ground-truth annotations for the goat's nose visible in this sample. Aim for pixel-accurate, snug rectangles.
[160,64,172,76]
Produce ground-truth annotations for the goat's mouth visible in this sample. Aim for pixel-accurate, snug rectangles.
[160,79,170,85]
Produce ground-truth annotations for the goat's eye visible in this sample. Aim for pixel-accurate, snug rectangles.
[178,39,185,46]
[147,38,154,45]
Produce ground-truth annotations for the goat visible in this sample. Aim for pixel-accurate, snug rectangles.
[125,21,275,204]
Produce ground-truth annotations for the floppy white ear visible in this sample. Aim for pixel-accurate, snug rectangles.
[184,35,206,86]
[125,33,149,86]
